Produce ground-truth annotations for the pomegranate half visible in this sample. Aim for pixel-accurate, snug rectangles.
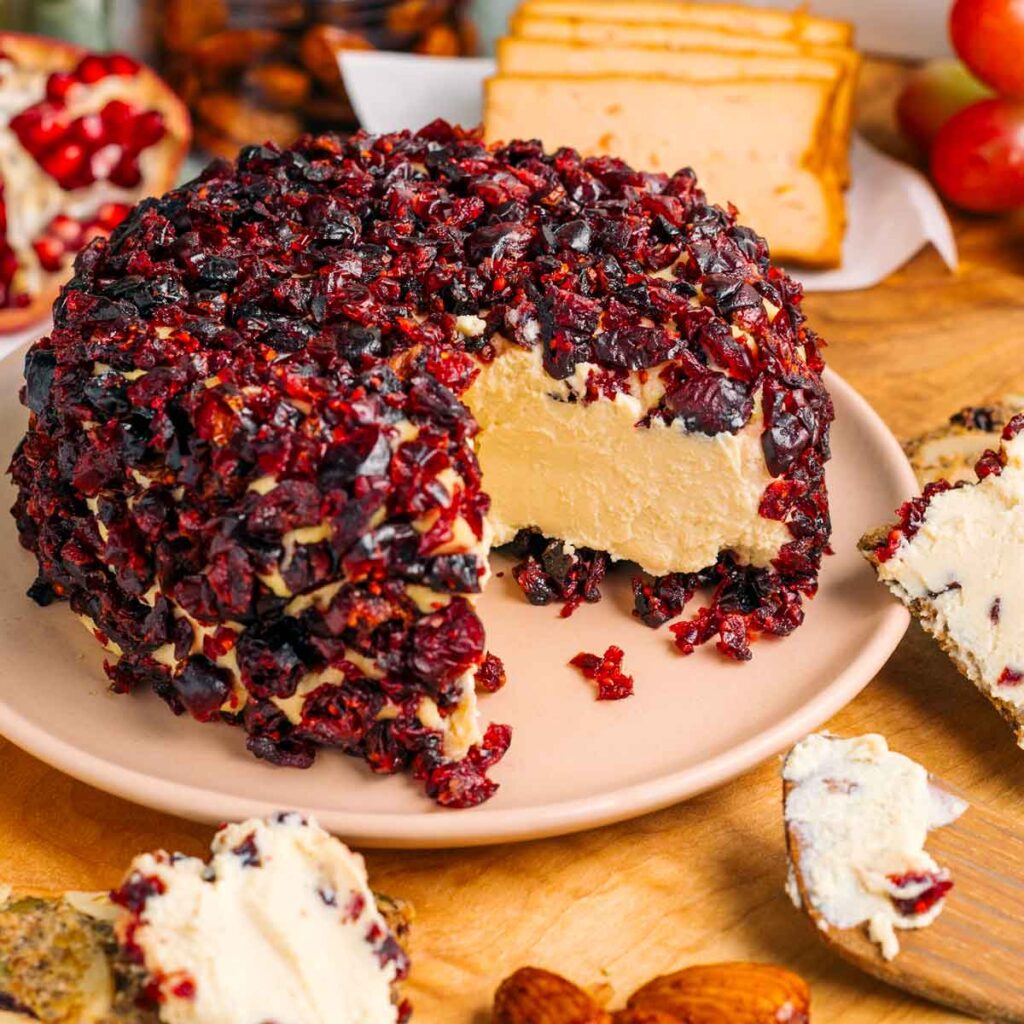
[0,31,191,333]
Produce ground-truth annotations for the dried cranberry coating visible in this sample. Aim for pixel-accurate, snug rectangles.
[9,120,833,799]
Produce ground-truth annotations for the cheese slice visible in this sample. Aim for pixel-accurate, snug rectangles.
[509,14,859,183]
[484,73,844,266]
[497,37,844,86]
[518,0,853,46]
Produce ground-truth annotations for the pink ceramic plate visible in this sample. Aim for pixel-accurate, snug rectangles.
[0,349,914,847]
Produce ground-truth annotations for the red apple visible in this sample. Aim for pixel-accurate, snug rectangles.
[950,0,1024,97]
[930,97,1024,212]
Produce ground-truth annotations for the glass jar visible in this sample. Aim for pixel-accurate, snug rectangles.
[158,0,477,157]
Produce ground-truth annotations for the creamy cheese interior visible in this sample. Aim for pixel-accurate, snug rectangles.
[876,431,1024,722]
[466,342,790,576]
[117,815,401,1024]
[784,733,966,960]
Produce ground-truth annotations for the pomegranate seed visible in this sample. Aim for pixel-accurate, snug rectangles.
[104,53,140,76]
[99,98,135,145]
[49,214,82,245]
[90,143,123,181]
[10,105,67,153]
[133,110,166,149]
[68,113,104,146]
[39,140,90,189]
[109,153,142,188]
[80,225,106,247]
[32,236,66,273]
[75,54,109,84]
[95,202,131,231]
[45,71,77,103]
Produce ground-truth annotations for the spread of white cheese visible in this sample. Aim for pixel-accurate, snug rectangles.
[876,430,1024,721]
[117,815,402,1024]
[466,342,790,576]
[783,733,966,960]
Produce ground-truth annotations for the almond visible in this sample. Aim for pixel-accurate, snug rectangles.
[627,963,810,1024]
[415,23,461,57]
[612,1010,682,1024]
[190,29,284,76]
[299,24,374,88]
[163,0,228,52]
[494,967,613,1024]
[243,63,312,109]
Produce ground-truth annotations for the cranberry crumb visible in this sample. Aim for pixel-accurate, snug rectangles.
[887,872,954,917]
[168,973,197,1001]
[874,481,954,563]
[998,667,1023,686]
[570,645,634,701]
[475,652,507,693]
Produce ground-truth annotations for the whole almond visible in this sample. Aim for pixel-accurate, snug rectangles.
[612,1009,682,1024]
[627,963,810,1024]
[494,967,613,1024]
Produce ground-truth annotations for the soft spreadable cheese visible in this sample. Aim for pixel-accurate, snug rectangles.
[873,428,1024,739]
[466,342,791,576]
[783,733,966,960]
[115,814,407,1024]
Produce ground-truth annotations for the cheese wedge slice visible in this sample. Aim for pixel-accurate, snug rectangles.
[509,14,858,183]
[484,73,844,266]
[497,36,844,86]
[517,0,853,46]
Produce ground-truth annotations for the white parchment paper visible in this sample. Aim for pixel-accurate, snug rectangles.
[340,51,957,293]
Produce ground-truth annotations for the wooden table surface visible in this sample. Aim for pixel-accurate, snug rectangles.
[3,62,1024,1023]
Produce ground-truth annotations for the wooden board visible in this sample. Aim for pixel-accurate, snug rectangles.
[3,60,1024,1022]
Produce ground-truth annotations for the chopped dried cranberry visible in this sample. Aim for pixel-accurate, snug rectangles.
[887,872,954,917]
[231,832,262,867]
[998,667,1023,686]
[664,371,753,435]
[570,645,634,701]
[874,482,953,563]
[475,652,507,693]
[110,871,166,913]
[173,656,231,722]
[510,531,608,613]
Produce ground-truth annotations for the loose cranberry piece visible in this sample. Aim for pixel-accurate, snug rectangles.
[998,667,1023,685]
[887,872,954,917]
[510,531,608,614]
[570,645,634,700]
[475,652,507,693]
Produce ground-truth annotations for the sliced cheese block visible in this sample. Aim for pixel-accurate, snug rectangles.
[484,73,844,266]
[509,14,859,183]
[518,0,853,46]
[497,36,844,85]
